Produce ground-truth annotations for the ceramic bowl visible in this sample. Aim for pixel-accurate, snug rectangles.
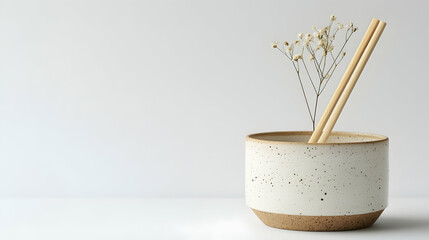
[245,131,388,231]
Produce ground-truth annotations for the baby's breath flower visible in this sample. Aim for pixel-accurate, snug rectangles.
[353,27,358,32]
[272,41,278,48]
[325,73,330,79]
[323,26,329,34]
[308,55,314,62]
[328,45,334,52]
[284,41,289,46]
[342,51,346,56]
[313,31,320,39]
[293,54,302,61]
[317,39,326,47]
[287,46,292,52]
[298,33,303,39]
[303,40,310,47]
[305,33,312,41]
[312,25,316,30]
[337,23,344,29]
[330,35,335,41]
[330,15,336,21]
[294,40,300,46]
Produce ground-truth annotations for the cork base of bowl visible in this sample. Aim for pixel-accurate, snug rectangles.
[252,208,384,231]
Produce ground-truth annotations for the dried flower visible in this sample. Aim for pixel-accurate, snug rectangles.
[271,15,356,130]
[303,40,310,47]
[313,32,320,39]
[272,42,278,48]
[317,39,326,47]
[323,26,329,34]
[293,54,302,61]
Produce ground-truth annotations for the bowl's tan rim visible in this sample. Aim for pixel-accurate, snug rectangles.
[246,131,388,145]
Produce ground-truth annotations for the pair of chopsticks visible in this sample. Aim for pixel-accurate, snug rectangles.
[308,18,386,143]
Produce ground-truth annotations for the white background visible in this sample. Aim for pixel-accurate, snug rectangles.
[0,0,428,198]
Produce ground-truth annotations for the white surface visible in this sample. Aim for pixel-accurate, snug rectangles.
[246,133,388,215]
[1,0,429,198]
[0,198,428,240]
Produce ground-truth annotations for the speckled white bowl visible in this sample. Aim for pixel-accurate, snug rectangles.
[245,131,389,231]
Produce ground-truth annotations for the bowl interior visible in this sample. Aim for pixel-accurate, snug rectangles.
[247,131,388,145]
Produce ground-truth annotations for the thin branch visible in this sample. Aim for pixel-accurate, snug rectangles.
[277,45,313,121]
[307,45,324,80]
[292,60,314,121]
[319,54,346,94]
[276,47,292,60]
[300,52,318,94]
[322,31,353,78]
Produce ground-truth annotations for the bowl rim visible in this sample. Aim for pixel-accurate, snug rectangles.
[246,131,388,145]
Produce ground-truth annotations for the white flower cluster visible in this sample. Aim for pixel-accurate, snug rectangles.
[271,15,357,128]
[272,14,356,62]
[271,15,358,129]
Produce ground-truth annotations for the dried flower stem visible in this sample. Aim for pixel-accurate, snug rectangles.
[273,15,357,130]
[277,47,314,121]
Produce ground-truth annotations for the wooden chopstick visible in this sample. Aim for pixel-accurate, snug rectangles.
[308,19,380,143]
[317,20,387,143]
